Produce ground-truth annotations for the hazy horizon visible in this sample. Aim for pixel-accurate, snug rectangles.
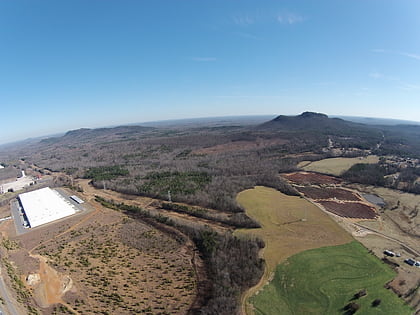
[2,113,420,146]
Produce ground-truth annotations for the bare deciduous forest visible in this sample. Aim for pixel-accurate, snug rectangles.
[2,113,420,313]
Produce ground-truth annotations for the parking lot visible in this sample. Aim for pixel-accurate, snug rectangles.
[10,187,88,235]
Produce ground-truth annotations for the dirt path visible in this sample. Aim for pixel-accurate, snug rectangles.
[354,222,420,256]
[303,195,419,256]
[77,179,230,233]
[240,250,270,315]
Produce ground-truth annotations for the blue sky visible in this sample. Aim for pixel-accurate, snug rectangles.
[1,0,420,144]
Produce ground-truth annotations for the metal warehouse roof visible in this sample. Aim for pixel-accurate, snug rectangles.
[19,187,76,228]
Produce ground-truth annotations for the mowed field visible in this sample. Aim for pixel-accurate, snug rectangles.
[236,186,353,314]
[251,241,413,315]
[298,155,379,176]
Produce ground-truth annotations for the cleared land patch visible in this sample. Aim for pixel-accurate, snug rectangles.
[317,200,378,219]
[8,206,196,314]
[296,186,361,201]
[236,186,353,314]
[282,172,342,185]
[284,172,379,220]
[251,241,413,315]
[350,184,420,239]
[299,155,379,176]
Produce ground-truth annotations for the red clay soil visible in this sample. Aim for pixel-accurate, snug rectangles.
[297,186,361,201]
[317,201,378,219]
[282,172,342,185]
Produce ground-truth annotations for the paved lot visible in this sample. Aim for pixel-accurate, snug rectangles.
[54,188,87,212]
[10,200,27,236]
[1,177,34,194]
[10,188,88,235]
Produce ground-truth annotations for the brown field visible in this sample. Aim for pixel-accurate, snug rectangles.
[235,186,353,315]
[299,155,379,176]
[296,186,361,201]
[3,199,197,314]
[349,184,420,238]
[317,200,378,219]
[1,179,245,315]
[282,171,342,185]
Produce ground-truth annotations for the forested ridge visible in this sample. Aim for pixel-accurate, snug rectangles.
[2,113,420,313]
[2,113,420,208]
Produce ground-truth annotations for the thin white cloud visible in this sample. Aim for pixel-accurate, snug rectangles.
[369,72,383,79]
[277,12,305,25]
[233,31,259,40]
[369,72,398,81]
[215,94,283,99]
[371,49,420,61]
[368,70,419,91]
[192,57,217,62]
[399,52,420,61]
[314,81,336,86]
[233,14,255,26]
[371,48,386,53]
[399,83,420,91]
[233,10,304,27]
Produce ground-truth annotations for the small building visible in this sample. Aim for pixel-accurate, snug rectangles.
[70,195,84,204]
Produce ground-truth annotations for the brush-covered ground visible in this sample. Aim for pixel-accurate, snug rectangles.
[3,204,196,315]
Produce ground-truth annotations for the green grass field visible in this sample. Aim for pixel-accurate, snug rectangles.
[236,187,352,274]
[251,241,412,315]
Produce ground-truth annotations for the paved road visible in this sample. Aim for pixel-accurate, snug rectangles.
[0,267,22,315]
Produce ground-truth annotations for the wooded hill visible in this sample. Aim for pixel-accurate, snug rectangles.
[2,112,420,313]
[2,112,420,210]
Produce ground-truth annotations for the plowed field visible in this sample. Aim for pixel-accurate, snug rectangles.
[317,201,377,219]
[282,172,341,185]
[296,186,361,201]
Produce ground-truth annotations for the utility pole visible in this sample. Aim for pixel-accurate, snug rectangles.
[167,190,172,203]
[302,207,307,222]
[103,181,106,190]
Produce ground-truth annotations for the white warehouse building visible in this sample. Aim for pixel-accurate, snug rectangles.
[18,187,77,228]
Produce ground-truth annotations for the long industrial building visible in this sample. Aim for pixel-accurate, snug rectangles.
[18,187,76,228]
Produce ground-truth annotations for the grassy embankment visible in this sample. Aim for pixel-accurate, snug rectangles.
[298,155,379,176]
[251,241,413,315]
[236,186,353,314]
